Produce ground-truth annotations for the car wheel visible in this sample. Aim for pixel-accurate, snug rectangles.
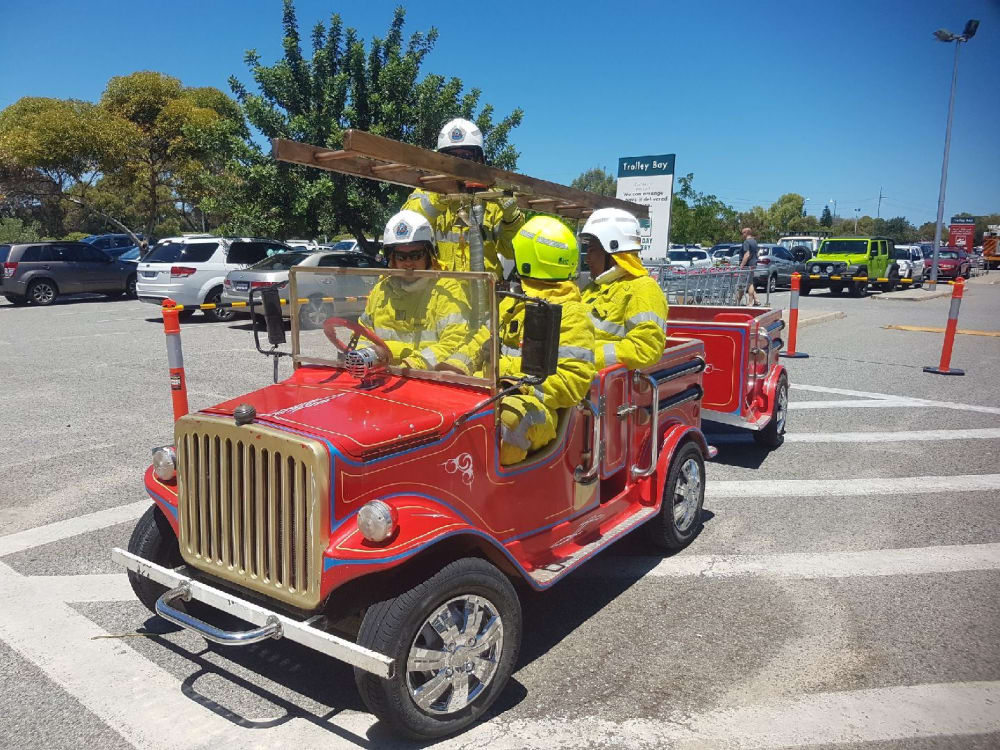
[298,296,334,330]
[848,281,865,297]
[27,278,57,306]
[4,295,28,306]
[645,440,705,551]
[753,373,788,449]
[203,287,235,322]
[124,274,137,298]
[799,283,811,296]
[355,557,521,741]
[126,505,184,615]
[829,283,844,295]
[767,274,777,294]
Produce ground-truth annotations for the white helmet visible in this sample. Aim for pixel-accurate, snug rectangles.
[580,208,642,254]
[382,209,436,254]
[437,117,483,154]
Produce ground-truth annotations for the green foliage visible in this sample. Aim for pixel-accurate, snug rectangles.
[670,173,738,245]
[820,205,833,227]
[61,231,91,241]
[570,167,616,197]
[210,0,523,244]
[0,217,43,243]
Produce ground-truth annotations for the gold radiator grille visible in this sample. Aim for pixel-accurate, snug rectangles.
[175,415,330,609]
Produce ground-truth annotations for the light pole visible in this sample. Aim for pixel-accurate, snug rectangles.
[854,208,860,233]
[928,19,979,290]
[829,199,837,222]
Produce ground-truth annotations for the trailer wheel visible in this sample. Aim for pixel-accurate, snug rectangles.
[646,441,705,552]
[126,505,184,614]
[354,557,521,741]
[754,373,788,449]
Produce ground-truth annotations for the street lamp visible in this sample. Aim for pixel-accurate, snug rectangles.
[854,208,860,233]
[928,18,979,290]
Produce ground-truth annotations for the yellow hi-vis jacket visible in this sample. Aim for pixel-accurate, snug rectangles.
[402,189,522,279]
[358,277,469,369]
[581,263,669,370]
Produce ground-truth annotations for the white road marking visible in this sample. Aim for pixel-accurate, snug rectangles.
[594,543,1000,580]
[0,500,148,557]
[791,383,1000,416]
[788,399,915,409]
[707,473,1000,498]
[710,428,1000,443]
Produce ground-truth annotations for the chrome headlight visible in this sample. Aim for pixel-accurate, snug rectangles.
[151,445,177,481]
[811,264,820,274]
[825,265,834,274]
[357,500,398,543]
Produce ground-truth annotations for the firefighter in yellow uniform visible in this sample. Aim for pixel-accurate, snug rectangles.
[402,118,523,280]
[352,210,469,369]
[580,208,668,370]
[444,216,595,464]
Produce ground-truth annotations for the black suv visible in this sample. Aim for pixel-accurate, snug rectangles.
[1,242,137,306]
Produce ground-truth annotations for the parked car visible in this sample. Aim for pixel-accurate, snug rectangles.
[804,236,900,296]
[776,235,824,257]
[136,236,293,321]
[82,233,143,258]
[222,250,385,328]
[1,241,137,306]
[968,247,985,274]
[666,248,712,271]
[923,247,971,280]
[892,245,925,286]
[709,243,743,265]
[754,244,808,292]
[284,238,319,252]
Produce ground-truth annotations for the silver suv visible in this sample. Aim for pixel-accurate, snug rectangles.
[136,236,292,321]
[1,241,137,306]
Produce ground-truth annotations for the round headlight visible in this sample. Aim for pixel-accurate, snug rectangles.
[811,264,820,273]
[358,500,398,543]
[151,445,176,481]
[825,265,834,274]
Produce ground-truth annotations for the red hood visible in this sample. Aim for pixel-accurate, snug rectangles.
[204,366,487,461]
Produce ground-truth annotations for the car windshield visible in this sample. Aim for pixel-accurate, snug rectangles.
[892,249,911,260]
[332,240,356,251]
[249,252,311,271]
[290,266,496,390]
[105,244,136,258]
[668,251,689,261]
[145,241,218,264]
[118,247,141,261]
[937,250,959,259]
[820,240,868,255]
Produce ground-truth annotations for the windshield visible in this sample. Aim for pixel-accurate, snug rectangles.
[937,250,959,259]
[778,239,812,250]
[249,252,311,271]
[118,247,140,261]
[820,240,868,255]
[892,249,911,260]
[668,251,689,261]
[332,240,356,251]
[145,241,218,264]
[290,266,496,390]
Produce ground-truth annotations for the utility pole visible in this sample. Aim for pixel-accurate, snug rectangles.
[854,208,860,233]
[877,187,883,219]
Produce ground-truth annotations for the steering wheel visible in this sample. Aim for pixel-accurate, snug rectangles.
[322,317,390,360]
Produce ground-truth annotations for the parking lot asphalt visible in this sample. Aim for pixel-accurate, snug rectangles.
[1,282,998,749]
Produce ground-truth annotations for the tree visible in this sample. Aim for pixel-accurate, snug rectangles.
[0,217,43,243]
[670,173,738,245]
[917,221,937,241]
[820,205,833,227]
[768,193,806,235]
[211,1,524,246]
[571,167,616,197]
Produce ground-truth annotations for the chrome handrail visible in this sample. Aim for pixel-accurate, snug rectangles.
[156,584,283,646]
[574,395,604,483]
[631,372,660,479]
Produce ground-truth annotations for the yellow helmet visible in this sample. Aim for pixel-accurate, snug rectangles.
[512,216,579,280]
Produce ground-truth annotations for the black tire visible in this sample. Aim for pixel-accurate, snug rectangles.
[126,505,184,615]
[124,274,137,298]
[848,281,865,297]
[880,268,898,293]
[27,278,58,306]
[767,274,777,294]
[645,441,705,551]
[799,283,811,296]
[202,287,235,322]
[830,283,844,295]
[354,557,521,741]
[4,295,28,306]
[753,373,788,449]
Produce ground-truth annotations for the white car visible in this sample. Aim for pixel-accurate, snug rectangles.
[136,236,292,321]
[666,248,713,271]
[892,245,925,287]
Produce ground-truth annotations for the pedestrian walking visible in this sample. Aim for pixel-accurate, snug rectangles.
[740,227,759,305]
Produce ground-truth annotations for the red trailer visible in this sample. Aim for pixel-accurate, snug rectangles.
[666,305,788,447]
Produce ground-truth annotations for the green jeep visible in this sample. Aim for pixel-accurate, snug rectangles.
[803,236,900,297]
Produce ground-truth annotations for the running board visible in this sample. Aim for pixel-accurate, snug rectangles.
[527,506,658,587]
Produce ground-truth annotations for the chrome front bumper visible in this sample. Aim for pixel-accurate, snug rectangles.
[111,548,394,678]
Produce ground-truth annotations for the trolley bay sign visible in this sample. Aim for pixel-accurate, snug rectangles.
[616,154,675,263]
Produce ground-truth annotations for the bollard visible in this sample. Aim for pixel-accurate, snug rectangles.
[779,272,809,359]
[161,298,190,420]
[923,277,966,375]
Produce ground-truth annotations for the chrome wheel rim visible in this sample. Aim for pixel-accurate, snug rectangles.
[31,283,54,303]
[672,458,702,532]
[301,300,326,329]
[775,384,788,434]
[406,595,503,716]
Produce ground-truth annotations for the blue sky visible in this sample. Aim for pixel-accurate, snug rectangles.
[2,0,998,225]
